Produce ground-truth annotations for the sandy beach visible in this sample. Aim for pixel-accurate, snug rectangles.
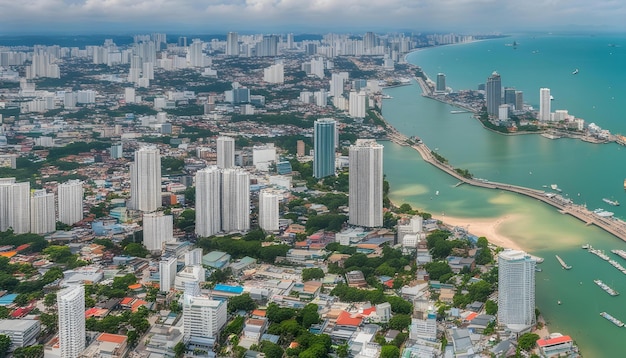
[432,214,524,251]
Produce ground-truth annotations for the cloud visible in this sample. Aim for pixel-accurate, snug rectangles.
[0,0,625,33]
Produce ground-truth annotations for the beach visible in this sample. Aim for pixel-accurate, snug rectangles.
[433,214,524,252]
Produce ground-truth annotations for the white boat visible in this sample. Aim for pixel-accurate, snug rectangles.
[593,208,615,218]
[603,198,620,206]
[435,191,439,196]
[572,69,579,75]
[595,279,619,296]
[582,244,591,249]
[550,95,555,100]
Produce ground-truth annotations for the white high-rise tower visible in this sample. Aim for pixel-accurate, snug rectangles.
[498,250,536,330]
[129,146,162,212]
[57,180,84,226]
[57,285,86,358]
[539,88,551,121]
[183,291,227,343]
[216,136,235,169]
[259,190,279,232]
[143,212,173,252]
[30,189,55,234]
[195,166,222,237]
[8,181,30,234]
[226,32,239,56]
[348,139,383,228]
[221,168,250,233]
[0,178,16,232]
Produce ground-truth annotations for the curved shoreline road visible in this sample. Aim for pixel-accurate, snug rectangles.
[382,118,626,243]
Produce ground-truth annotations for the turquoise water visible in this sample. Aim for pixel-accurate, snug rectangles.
[381,34,626,356]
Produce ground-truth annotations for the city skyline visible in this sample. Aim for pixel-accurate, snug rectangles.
[0,1,625,34]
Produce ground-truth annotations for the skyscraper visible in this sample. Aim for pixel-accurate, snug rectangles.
[30,189,55,234]
[216,136,235,169]
[436,73,446,92]
[57,180,83,226]
[259,190,279,232]
[129,146,162,212]
[349,91,367,118]
[226,32,239,56]
[189,39,204,67]
[330,72,349,99]
[8,181,30,234]
[221,168,250,233]
[183,293,227,345]
[486,71,502,116]
[498,250,536,330]
[504,87,517,107]
[313,118,337,179]
[143,212,173,252]
[0,178,16,232]
[348,139,384,227]
[57,285,86,358]
[195,166,222,237]
[515,91,524,112]
[263,63,284,83]
[159,256,177,292]
[539,88,551,121]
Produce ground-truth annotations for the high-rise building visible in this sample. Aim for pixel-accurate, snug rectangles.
[436,73,446,92]
[515,91,524,112]
[124,87,136,104]
[259,190,279,232]
[195,167,222,237]
[256,35,278,57]
[221,168,250,233]
[129,146,162,212]
[185,248,203,266]
[189,39,204,67]
[159,256,178,292]
[504,87,516,107]
[263,63,284,84]
[182,293,227,345]
[110,143,123,159]
[8,181,30,234]
[348,139,384,227]
[297,140,305,157]
[57,180,83,226]
[0,178,16,232]
[143,212,173,252]
[486,71,502,116]
[539,88,551,121]
[30,190,55,234]
[216,136,235,169]
[57,285,86,358]
[498,250,536,330]
[349,91,367,118]
[330,72,349,99]
[226,32,239,56]
[313,118,336,179]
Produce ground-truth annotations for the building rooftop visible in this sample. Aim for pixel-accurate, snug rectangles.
[537,335,572,347]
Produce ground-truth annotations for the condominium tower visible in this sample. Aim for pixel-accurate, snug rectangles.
[57,285,86,358]
[226,32,239,56]
[216,136,235,169]
[7,181,30,234]
[195,166,222,237]
[313,118,336,179]
[30,190,55,234]
[348,139,384,227]
[143,212,173,252]
[539,88,551,121]
[259,190,279,232]
[183,293,227,344]
[129,146,162,212]
[57,180,84,226]
[221,168,250,233]
[498,250,536,330]
[486,71,502,116]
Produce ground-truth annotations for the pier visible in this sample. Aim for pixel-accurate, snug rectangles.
[378,114,626,245]
[556,255,572,270]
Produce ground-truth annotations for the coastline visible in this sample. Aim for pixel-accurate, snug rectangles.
[433,213,524,252]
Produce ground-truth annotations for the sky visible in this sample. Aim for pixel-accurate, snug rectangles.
[1,0,626,34]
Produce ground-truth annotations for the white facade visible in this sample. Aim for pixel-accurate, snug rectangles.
[226,32,239,56]
[57,180,84,225]
[498,104,509,120]
[143,212,174,252]
[159,256,178,292]
[183,294,227,342]
[185,248,203,266]
[539,88,551,121]
[216,136,235,169]
[259,190,279,232]
[124,87,136,103]
[498,250,536,329]
[252,144,277,169]
[189,39,204,67]
[129,146,162,212]
[221,168,250,233]
[0,178,16,232]
[263,63,284,84]
[330,72,349,99]
[57,285,86,358]
[175,265,206,291]
[349,91,367,118]
[30,190,55,234]
[8,181,30,234]
[348,139,383,227]
[195,166,222,237]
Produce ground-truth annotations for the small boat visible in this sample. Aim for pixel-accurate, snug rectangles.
[558,300,561,305]
[572,68,579,75]
[582,244,591,249]
[603,198,620,206]
[435,191,439,196]
[550,95,555,100]
[623,178,626,190]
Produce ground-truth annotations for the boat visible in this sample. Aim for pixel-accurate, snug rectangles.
[594,279,619,296]
[612,249,626,260]
[555,255,572,270]
[600,312,625,327]
[603,198,620,206]
[535,267,542,272]
[623,178,626,190]
[557,300,561,305]
[550,95,555,100]
[572,68,579,75]
[381,94,393,99]
[589,246,611,260]
[582,244,591,249]
[529,254,544,263]
[450,110,468,114]
[435,191,439,196]
[593,208,615,218]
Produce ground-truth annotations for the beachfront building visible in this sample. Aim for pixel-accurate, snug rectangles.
[313,118,336,179]
[497,250,536,331]
[486,71,501,116]
[539,87,551,121]
[348,139,383,228]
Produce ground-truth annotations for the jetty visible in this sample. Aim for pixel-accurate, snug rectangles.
[556,255,572,270]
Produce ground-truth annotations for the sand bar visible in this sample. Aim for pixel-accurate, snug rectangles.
[432,214,524,251]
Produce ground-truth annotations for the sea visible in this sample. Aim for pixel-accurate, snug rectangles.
[381,34,626,356]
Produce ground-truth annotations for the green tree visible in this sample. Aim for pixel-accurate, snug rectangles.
[0,307,7,319]
[124,243,149,258]
[467,280,493,302]
[380,345,400,358]
[388,314,412,331]
[12,344,44,358]
[227,293,257,313]
[260,341,284,358]
[485,300,498,315]
[336,343,349,358]
[0,334,10,358]
[173,341,186,358]
[302,268,325,281]
[298,303,320,329]
[424,261,452,281]
[518,333,540,351]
